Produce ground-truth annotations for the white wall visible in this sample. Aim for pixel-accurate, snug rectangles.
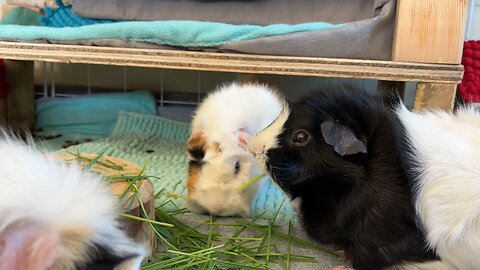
[466,0,480,40]
[473,1,480,39]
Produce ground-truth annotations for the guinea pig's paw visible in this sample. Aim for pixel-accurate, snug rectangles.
[330,265,353,270]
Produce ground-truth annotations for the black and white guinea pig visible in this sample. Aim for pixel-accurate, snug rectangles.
[248,86,442,270]
[186,82,283,217]
[0,132,146,270]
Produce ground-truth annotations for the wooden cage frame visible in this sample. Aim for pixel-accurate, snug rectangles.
[0,0,468,130]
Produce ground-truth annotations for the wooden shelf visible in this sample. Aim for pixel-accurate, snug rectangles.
[0,41,463,83]
[0,40,465,130]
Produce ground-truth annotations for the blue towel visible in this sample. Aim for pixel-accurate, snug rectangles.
[35,90,157,140]
[0,21,343,47]
[0,1,343,47]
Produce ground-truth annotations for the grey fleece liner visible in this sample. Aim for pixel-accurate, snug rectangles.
[219,0,395,60]
[72,0,390,26]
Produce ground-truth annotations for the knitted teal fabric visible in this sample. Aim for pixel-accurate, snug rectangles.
[65,111,297,222]
[41,0,114,27]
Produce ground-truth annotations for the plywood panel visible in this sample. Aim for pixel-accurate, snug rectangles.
[0,42,464,83]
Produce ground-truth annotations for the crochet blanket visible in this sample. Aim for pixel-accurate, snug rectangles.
[41,2,115,27]
[65,111,297,222]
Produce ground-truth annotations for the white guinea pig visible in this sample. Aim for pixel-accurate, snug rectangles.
[186,82,283,217]
[0,132,146,270]
[397,105,480,270]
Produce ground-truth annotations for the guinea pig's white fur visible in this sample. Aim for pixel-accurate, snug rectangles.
[397,105,480,270]
[0,133,146,270]
[186,82,283,217]
[190,82,284,138]
[248,105,290,174]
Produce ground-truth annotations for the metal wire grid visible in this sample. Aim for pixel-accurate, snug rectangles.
[37,62,205,107]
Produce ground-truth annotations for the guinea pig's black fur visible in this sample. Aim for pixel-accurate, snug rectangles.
[263,86,437,269]
[81,245,137,270]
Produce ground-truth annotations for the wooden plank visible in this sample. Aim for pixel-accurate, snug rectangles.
[0,42,464,83]
[5,60,35,131]
[392,0,468,64]
[413,83,457,111]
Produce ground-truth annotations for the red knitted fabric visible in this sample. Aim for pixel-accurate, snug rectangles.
[459,40,480,102]
[0,59,7,99]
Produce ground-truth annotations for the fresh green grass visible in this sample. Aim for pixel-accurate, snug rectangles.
[236,173,266,192]
[71,150,337,269]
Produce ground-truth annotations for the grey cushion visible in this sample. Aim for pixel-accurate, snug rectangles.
[219,0,396,60]
[72,0,390,25]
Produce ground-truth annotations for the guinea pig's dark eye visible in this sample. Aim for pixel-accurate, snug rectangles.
[235,162,240,174]
[292,130,309,146]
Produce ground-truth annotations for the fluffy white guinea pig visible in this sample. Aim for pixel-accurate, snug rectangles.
[397,105,480,270]
[186,82,284,217]
[0,132,146,270]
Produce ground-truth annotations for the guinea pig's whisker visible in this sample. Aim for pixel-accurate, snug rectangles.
[269,164,291,182]
[268,164,279,183]
[269,164,285,170]
[271,163,298,175]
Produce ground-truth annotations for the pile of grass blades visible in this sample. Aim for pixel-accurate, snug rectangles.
[68,150,337,270]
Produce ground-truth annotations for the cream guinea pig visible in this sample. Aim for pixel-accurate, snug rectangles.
[186,82,284,217]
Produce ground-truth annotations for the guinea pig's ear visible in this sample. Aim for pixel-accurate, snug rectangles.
[187,132,206,161]
[187,132,204,149]
[0,222,62,270]
[321,121,367,156]
[235,128,251,149]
